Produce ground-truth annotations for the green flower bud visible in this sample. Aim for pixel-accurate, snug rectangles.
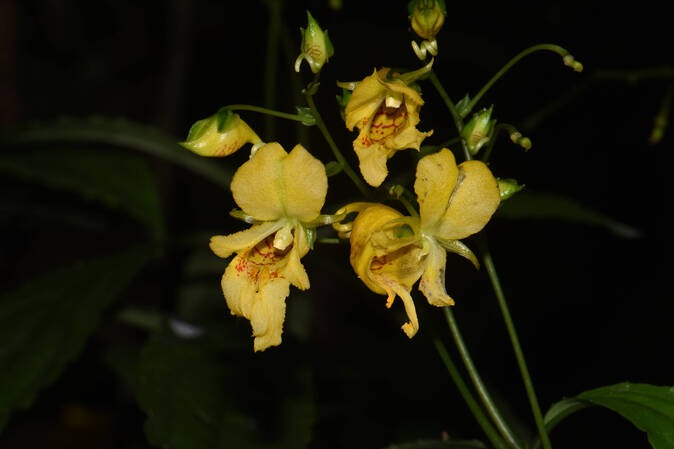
[461,106,496,155]
[179,109,262,157]
[497,178,524,201]
[294,11,334,74]
[408,0,446,40]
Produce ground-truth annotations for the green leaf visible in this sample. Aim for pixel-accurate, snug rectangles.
[543,383,674,449]
[0,116,233,190]
[0,246,152,433]
[136,333,265,449]
[578,383,674,449]
[496,190,641,238]
[0,147,165,242]
[381,439,487,449]
[137,332,315,449]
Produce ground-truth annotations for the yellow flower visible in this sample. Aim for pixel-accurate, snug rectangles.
[338,148,500,338]
[344,67,433,187]
[209,142,328,351]
[179,109,263,157]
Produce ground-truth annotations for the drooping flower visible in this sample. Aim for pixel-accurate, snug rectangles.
[179,109,263,157]
[209,142,328,351]
[343,65,433,187]
[337,148,500,337]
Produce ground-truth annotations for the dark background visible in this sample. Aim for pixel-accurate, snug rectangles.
[0,1,672,448]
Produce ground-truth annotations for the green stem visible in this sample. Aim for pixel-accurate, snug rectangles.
[219,104,308,123]
[302,80,372,198]
[262,0,282,137]
[427,70,472,161]
[467,43,582,114]
[443,308,523,449]
[433,339,511,449]
[478,235,553,449]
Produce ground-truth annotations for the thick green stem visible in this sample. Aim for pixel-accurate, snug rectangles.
[433,339,511,449]
[443,308,523,449]
[302,82,371,198]
[478,236,553,449]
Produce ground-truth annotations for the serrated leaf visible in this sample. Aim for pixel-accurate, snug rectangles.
[137,332,315,449]
[136,333,265,449]
[0,147,165,242]
[0,116,233,190]
[496,190,641,238]
[0,246,152,433]
[578,383,674,449]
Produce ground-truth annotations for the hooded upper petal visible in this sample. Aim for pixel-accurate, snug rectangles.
[348,203,427,337]
[415,148,500,240]
[231,142,328,222]
[345,68,432,187]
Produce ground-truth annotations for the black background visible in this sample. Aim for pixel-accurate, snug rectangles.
[0,1,672,448]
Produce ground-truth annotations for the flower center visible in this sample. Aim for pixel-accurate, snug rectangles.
[368,101,408,143]
[235,234,293,284]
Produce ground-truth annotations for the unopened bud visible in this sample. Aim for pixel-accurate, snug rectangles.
[497,178,524,201]
[408,0,446,40]
[461,106,495,155]
[179,109,262,157]
[294,11,334,74]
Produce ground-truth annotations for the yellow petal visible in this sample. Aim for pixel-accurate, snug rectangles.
[179,112,262,157]
[344,68,388,131]
[231,142,327,222]
[209,220,283,259]
[415,148,459,228]
[434,160,501,240]
[418,238,454,307]
[222,259,289,352]
[415,149,500,240]
[353,137,389,187]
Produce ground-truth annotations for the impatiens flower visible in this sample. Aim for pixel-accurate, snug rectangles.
[343,65,433,187]
[337,148,500,337]
[408,0,447,41]
[179,109,263,157]
[209,142,328,351]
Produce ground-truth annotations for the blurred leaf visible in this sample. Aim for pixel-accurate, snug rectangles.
[496,190,641,238]
[137,332,315,449]
[543,383,674,449]
[0,245,152,433]
[381,439,487,449]
[0,116,233,190]
[0,147,165,242]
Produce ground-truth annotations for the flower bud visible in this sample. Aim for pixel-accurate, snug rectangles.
[461,106,495,155]
[497,178,524,201]
[408,0,446,40]
[294,11,334,74]
[179,109,262,157]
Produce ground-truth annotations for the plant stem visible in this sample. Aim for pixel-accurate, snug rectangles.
[219,104,308,123]
[468,43,582,114]
[443,308,523,449]
[427,70,472,161]
[302,81,372,198]
[433,339,511,449]
[478,235,553,449]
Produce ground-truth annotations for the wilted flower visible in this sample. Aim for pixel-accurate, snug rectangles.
[179,109,263,157]
[337,149,500,337]
[209,142,328,351]
[343,64,433,187]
